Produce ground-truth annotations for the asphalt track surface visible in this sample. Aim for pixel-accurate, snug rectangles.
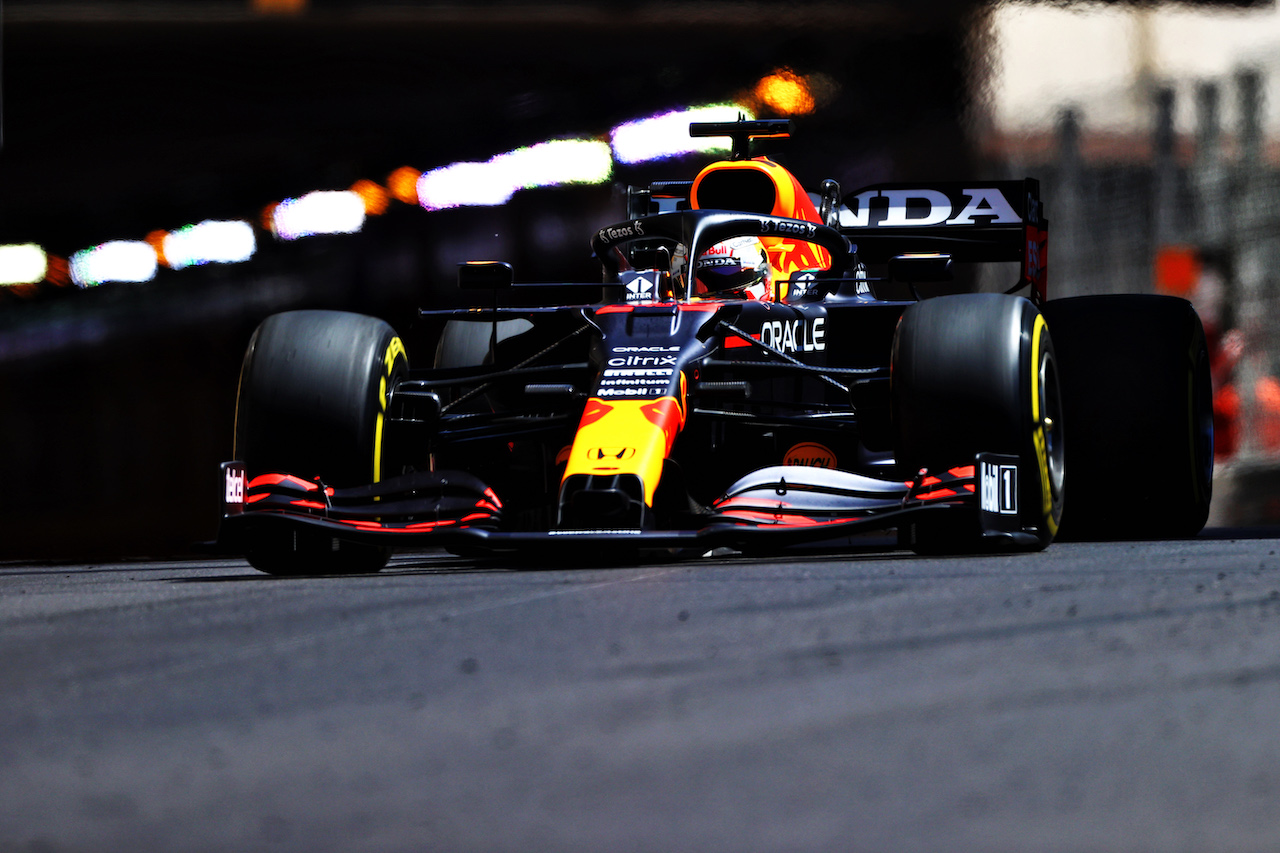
[4,533,1280,852]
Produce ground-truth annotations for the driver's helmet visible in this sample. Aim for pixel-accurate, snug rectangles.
[693,236,774,301]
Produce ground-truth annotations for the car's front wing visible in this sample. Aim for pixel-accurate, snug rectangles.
[216,453,1039,559]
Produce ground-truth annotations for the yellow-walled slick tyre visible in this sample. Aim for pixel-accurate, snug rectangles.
[234,310,408,575]
[892,294,1065,554]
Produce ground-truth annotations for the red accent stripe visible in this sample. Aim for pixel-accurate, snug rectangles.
[335,517,458,531]
[578,399,614,428]
[714,496,794,510]
[723,334,757,349]
[249,473,318,490]
[640,397,686,452]
[401,519,458,530]
[718,510,859,527]
[915,488,957,501]
[596,303,718,315]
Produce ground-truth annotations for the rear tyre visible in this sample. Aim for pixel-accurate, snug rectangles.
[892,294,1064,554]
[434,319,494,371]
[234,310,408,575]
[1040,295,1212,539]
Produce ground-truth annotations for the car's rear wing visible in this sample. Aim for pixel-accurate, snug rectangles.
[838,179,1048,301]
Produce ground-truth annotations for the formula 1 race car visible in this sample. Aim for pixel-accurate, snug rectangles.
[217,119,1214,574]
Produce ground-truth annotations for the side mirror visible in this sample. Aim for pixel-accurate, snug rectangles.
[819,178,841,228]
[458,261,514,289]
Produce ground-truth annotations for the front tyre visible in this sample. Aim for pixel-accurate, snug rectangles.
[234,310,408,575]
[892,294,1065,553]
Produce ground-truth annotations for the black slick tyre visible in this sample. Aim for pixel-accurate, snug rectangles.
[434,319,494,371]
[1040,295,1212,539]
[234,310,408,574]
[892,294,1065,553]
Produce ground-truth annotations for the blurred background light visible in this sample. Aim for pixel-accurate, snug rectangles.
[69,241,158,288]
[251,0,307,14]
[0,244,49,286]
[418,161,506,210]
[417,139,611,211]
[754,70,817,116]
[259,203,279,234]
[35,102,806,290]
[386,167,422,205]
[45,256,71,288]
[502,139,613,190]
[351,179,390,216]
[270,190,367,241]
[610,103,756,165]
[162,220,257,269]
[146,230,170,268]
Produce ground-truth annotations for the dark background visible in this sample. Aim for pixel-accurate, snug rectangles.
[0,0,1257,558]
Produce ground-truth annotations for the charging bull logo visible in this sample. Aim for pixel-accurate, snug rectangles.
[767,240,829,279]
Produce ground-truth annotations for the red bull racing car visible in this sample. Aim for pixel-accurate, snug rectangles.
[218,119,1214,574]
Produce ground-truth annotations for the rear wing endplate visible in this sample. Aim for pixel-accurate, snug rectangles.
[839,179,1048,301]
